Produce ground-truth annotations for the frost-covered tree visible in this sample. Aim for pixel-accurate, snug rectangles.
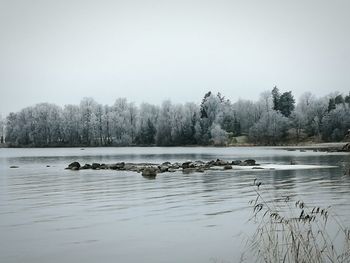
[62,104,81,145]
[110,98,133,146]
[80,97,98,146]
[156,100,173,145]
[249,110,289,145]
[136,103,158,145]
[321,103,350,141]
[233,99,259,134]
[4,90,350,147]
[0,114,5,143]
[210,124,228,146]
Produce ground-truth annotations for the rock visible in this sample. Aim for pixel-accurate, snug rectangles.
[71,166,79,171]
[168,168,176,172]
[158,165,169,173]
[197,168,205,173]
[243,159,256,166]
[170,164,180,169]
[341,143,350,152]
[162,161,171,166]
[232,160,242,165]
[182,168,195,174]
[207,160,216,166]
[224,165,232,170]
[214,159,228,166]
[290,160,297,165]
[142,167,157,178]
[10,165,19,168]
[91,163,101,170]
[46,165,50,167]
[189,162,197,168]
[182,161,192,169]
[67,162,80,170]
[252,167,264,170]
[109,162,125,170]
[100,164,108,169]
[81,164,92,169]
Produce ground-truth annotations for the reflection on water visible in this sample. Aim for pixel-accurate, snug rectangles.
[0,147,349,263]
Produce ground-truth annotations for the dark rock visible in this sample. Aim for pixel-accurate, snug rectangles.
[243,159,256,166]
[168,168,176,172]
[232,160,242,165]
[67,162,80,170]
[224,165,232,170]
[81,164,92,169]
[10,165,19,168]
[100,164,108,169]
[170,164,180,169]
[46,165,50,167]
[158,165,169,173]
[207,160,216,166]
[215,159,228,166]
[109,162,125,170]
[142,167,157,178]
[71,166,79,171]
[341,143,350,152]
[189,162,196,168]
[91,163,101,170]
[182,161,192,169]
[162,161,171,166]
[252,167,264,170]
[290,160,297,165]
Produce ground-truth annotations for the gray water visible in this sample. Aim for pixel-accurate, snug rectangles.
[0,147,350,263]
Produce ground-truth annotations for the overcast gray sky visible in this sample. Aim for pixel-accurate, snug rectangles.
[0,0,349,115]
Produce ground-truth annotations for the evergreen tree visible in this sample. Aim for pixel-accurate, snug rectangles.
[279,91,295,117]
[271,86,280,111]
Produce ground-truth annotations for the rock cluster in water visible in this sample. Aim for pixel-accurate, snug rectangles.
[65,159,258,178]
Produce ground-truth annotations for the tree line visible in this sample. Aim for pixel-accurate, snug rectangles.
[1,88,350,147]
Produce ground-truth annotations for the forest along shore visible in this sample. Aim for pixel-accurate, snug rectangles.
[65,159,260,178]
[2,89,350,148]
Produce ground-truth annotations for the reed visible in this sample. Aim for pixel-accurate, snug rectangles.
[245,180,350,263]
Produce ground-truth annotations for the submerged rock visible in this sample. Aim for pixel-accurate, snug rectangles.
[10,165,19,168]
[81,164,92,169]
[224,165,232,170]
[142,167,157,178]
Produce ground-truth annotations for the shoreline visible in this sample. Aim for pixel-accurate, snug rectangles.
[1,142,349,149]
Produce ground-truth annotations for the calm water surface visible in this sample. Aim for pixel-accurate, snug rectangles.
[0,147,350,263]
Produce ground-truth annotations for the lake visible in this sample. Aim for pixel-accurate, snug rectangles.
[0,147,350,263]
